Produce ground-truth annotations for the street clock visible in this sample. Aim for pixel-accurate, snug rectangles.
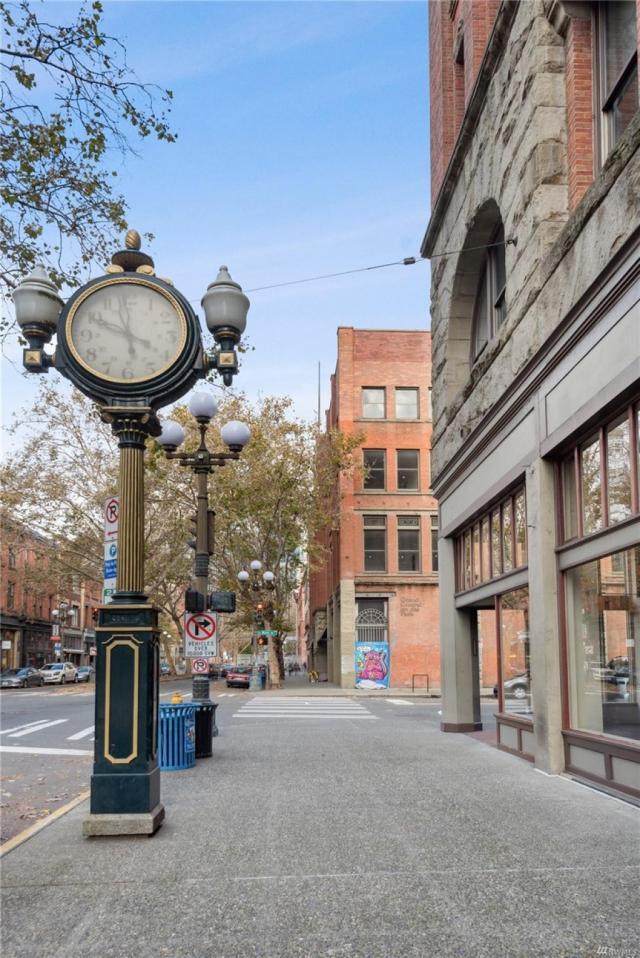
[57,273,203,409]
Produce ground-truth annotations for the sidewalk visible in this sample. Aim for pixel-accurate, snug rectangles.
[2,696,638,958]
[259,673,440,697]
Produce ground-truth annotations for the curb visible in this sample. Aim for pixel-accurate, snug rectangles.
[0,790,90,858]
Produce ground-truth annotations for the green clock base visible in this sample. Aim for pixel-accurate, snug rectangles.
[84,597,164,837]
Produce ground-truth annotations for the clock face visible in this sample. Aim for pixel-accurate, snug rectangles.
[66,279,187,383]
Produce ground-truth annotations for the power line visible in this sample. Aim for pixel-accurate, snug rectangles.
[187,238,516,307]
[245,256,421,293]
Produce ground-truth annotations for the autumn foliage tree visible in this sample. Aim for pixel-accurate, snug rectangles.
[1,385,358,680]
[0,0,175,336]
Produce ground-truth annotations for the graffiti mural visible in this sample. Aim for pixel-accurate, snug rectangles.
[355,641,390,689]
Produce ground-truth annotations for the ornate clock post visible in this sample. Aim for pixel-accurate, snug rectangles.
[12,231,250,836]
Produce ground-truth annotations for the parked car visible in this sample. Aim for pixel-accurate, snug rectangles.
[160,662,171,676]
[76,665,95,683]
[40,662,78,685]
[493,673,529,700]
[0,667,44,689]
[226,666,252,689]
[208,663,223,678]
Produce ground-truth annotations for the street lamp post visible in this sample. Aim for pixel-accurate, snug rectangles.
[237,563,275,690]
[12,232,250,836]
[51,600,69,662]
[157,397,250,750]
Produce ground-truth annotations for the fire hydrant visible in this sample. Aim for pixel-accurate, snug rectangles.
[171,691,183,704]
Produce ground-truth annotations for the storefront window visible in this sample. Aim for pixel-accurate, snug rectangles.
[472,524,481,585]
[499,587,531,716]
[455,487,526,591]
[481,517,490,581]
[491,510,501,578]
[581,436,602,534]
[502,499,513,573]
[514,491,526,567]
[562,455,578,539]
[565,546,639,743]
[560,403,639,541]
[606,418,632,524]
[464,530,472,590]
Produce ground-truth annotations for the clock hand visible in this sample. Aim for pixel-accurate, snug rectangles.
[96,318,150,349]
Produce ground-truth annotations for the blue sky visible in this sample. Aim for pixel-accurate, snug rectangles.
[2,0,430,443]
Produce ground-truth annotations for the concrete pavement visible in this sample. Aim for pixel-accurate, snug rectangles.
[1,694,638,958]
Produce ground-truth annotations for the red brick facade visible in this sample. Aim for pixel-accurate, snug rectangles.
[565,13,595,209]
[0,529,101,669]
[308,329,440,690]
[429,0,500,203]
[430,0,640,212]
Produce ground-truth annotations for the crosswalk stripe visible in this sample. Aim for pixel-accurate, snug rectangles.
[234,714,378,720]
[67,725,95,741]
[0,745,93,757]
[8,719,68,738]
[1,720,53,736]
[386,699,415,706]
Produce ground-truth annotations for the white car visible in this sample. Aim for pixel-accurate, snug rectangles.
[40,662,78,685]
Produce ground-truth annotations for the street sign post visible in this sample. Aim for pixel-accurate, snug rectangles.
[257,629,278,638]
[191,657,208,674]
[184,612,218,658]
[102,496,119,603]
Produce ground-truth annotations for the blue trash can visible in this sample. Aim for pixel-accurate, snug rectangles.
[158,703,196,770]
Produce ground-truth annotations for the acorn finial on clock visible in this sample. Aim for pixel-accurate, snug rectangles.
[110,229,154,272]
[125,229,142,251]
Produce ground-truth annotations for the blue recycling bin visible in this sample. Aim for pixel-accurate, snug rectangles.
[158,703,196,770]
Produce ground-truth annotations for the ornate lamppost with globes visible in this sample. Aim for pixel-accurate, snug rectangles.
[156,393,250,753]
[51,600,69,663]
[237,561,275,690]
[12,230,250,836]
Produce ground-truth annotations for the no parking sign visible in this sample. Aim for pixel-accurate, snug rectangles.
[184,612,218,657]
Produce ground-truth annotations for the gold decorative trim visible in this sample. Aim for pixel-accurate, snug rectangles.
[104,636,141,765]
[97,626,155,633]
[65,275,187,385]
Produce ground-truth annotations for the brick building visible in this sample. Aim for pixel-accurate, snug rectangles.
[424,0,639,798]
[0,525,101,669]
[307,328,440,690]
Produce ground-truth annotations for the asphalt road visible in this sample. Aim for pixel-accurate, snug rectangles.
[0,677,247,843]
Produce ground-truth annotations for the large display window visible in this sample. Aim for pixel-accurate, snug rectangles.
[498,587,531,717]
[565,546,639,743]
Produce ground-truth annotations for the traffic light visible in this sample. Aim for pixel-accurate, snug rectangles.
[257,636,267,647]
[208,591,236,613]
[185,588,205,612]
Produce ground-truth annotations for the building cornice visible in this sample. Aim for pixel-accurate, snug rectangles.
[421,0,519,258]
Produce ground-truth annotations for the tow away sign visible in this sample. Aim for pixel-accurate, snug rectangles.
[184,611,218,657]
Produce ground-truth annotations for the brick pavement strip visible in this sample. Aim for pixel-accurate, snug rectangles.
[1,703,638,958]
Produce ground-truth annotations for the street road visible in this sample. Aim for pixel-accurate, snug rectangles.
[0,677,247,843]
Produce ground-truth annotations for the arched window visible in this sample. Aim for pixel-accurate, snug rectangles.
[471,223,506,361]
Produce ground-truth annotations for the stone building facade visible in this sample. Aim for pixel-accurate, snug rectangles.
[424,0,640,799]
[308,328,440,690]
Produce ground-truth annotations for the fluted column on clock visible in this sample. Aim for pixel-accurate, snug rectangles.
[100,407,159,601]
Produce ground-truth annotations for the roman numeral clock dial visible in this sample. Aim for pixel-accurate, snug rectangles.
[66,279,186,383]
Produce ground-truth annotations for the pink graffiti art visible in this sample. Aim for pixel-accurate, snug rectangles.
[360,649,387,682]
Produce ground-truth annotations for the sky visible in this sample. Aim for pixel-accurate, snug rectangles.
[1,0,430,448]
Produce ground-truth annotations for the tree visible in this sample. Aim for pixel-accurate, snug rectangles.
[0,0,175,336]
[148,393,360,688]
[2,385,359,682]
